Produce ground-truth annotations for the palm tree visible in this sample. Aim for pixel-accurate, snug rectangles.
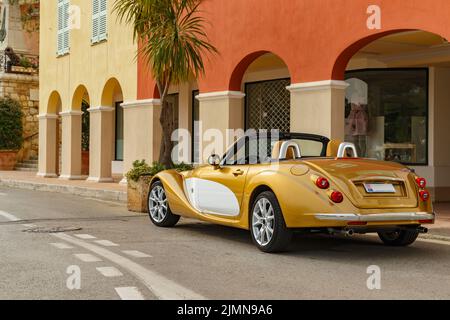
[114,0,217,167]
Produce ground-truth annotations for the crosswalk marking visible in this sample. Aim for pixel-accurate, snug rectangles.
[74,234,97,240]
[50,242,74,250]
[74,253,102,262]
[96,267,123,278]
[122,250,152,258]
[95,240,119,247]
[115,287,145,300]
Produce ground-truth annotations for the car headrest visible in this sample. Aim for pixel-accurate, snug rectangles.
[326,139,343,157]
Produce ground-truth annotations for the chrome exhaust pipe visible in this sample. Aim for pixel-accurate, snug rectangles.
[327,228,355,237]
[417,227,428,234]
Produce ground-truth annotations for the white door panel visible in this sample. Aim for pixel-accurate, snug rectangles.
[185,178,240,216]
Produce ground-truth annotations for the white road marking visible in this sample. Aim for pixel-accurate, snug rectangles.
[74,253,102,263]
[0,210,20,222]
[74,234,97,240]
[0,192,7,196]
[122,250,152,258]
[22,224,37,228]
[115,287,145,300]
[54,233,205,300]
[96,267,123,278]
[95,240,119,247]
[50,242,74,250]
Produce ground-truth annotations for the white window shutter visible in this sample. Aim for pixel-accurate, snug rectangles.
[98,0,108,41]
[57,0,70,55]
[92,0,100,43]
[92,0,107,43]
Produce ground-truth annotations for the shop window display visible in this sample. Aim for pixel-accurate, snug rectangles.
[345,69,428,165]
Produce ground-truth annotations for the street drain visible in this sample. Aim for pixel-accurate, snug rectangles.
[23,227,82,234]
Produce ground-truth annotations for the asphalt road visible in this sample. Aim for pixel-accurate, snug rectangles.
[0,186,449,300]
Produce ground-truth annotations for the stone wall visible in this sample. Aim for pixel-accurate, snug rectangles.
[0,73,39,162]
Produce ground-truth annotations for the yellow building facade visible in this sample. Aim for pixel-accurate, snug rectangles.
[38,0,137,182]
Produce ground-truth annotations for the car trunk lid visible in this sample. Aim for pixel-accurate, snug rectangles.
[303,158,418,209]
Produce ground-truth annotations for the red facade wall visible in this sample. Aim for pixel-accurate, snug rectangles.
[137,0,450,99]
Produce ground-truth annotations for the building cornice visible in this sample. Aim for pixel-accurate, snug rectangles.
[87,106,114,113]
[121,99,162,109]
[287,80,349,92]
[37,113,59,119]
[59,110,83,117]
[196,91,246,102]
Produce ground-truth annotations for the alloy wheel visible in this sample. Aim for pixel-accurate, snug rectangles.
[149,185,168,223]
[252,198,275,246]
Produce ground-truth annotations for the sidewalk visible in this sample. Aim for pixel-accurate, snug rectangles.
[428,202,450,238]
[0,171,127,202]
[0,170,449,240]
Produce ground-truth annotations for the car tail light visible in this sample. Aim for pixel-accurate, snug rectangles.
[419,190,430,202]
[419,219,434,224]
[415,177,427,189]
[316,177,330,189]
[348,221,367,226]
[330,191,344,203]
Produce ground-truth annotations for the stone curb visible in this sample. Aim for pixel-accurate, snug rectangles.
[0,179,127,203]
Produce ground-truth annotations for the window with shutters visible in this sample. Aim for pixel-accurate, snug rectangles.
[92,0,108,44]
[57,0,70,56]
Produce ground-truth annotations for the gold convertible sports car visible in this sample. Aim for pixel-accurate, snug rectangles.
[147,133,434,253]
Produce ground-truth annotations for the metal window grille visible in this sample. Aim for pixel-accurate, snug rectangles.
[245,78,291,132]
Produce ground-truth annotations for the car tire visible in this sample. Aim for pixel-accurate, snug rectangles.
[377,229,419,247]
[147,181,180,228]
[250,191,293,253]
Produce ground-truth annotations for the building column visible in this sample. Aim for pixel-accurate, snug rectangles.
[288,80,349,140]
[59,110,83,180]
[37,114,59,178]
[196,91,245,162]
[429,67,450,201]
[87,106,114,182]
[121,99,162,184]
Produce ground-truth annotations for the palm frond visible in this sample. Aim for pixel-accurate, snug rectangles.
[114,0,218,98]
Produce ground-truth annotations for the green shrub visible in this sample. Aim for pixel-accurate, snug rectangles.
[173,162,194,172]
[126,160,195,182]
[126,160,166,182]
[0,98,23,151]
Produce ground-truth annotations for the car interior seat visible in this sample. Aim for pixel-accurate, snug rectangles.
[326,139,342,157]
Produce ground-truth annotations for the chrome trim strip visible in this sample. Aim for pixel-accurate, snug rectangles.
[315,212,435,222]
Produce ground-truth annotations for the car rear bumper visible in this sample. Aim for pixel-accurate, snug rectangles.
[314,212,435,222]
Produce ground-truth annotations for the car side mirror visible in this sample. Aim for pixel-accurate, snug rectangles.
[208,154,221,168]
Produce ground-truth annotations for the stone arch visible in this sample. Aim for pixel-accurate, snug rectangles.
[71,85,90,110]
[47,90,62,114]
[228,51,292,91]
[101,78,123,107]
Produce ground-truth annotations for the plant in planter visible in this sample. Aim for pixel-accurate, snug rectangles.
[0,98,24,170]
[126,160,194,213]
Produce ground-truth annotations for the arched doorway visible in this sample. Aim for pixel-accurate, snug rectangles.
[228,52,292,133]
[71,85,91,177]
[336,30,450,201]
[38,91,62,178]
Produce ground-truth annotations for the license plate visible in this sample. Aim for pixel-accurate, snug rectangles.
[364,183,396,193]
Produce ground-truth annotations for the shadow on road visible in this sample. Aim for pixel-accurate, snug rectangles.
[174,221,442,263]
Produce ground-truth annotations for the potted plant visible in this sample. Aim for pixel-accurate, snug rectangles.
[126,160,194,213]
[0,98,24,170]
[126,160,166,213]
